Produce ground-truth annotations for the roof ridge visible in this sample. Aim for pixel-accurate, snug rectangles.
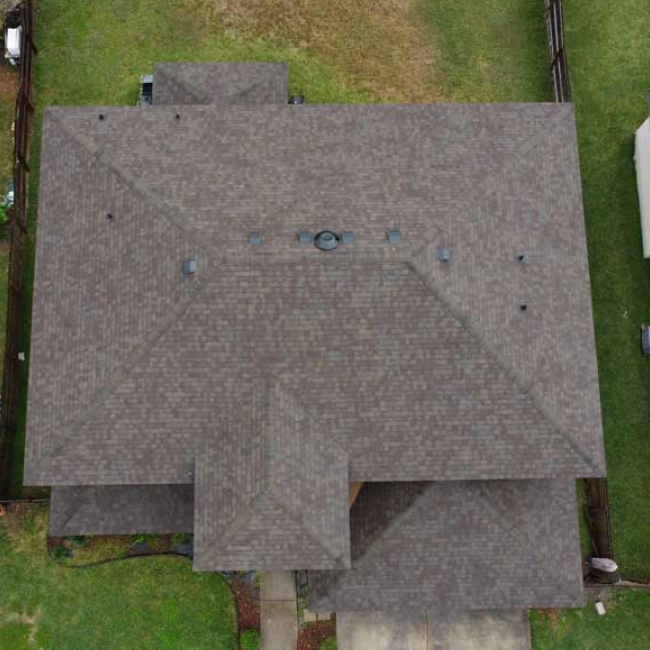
[405,258,600,473]
[412,107,574,255]
[46,280,207,460]
[271,491,346,566]
[264,378,349,564]
[266,377,349,456]
[52,488,93,533]
[41,114,215,462]
[155,64,210,104]
[48,112,212,254]
[205,491,261,552]
[475,482,562,572]
[321,483,430,599]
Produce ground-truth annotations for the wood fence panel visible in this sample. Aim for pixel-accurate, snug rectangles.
[0,0,36,499]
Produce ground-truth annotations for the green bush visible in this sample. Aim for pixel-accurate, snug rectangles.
[132,533,156,547]
[51,545,70,561]
[67,535,87,548]
[319,638,337,650]
[0,204,9,240]
[240,628,261,650]
[171,532,189,547]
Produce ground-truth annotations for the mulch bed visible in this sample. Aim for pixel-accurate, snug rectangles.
[298,618,336,650]
[230,577,261,635]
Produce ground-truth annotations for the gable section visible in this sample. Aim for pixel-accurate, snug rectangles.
[192,380,350,571]
[194,492,343,571]
[153,62,288,106]
[25,113,204,480]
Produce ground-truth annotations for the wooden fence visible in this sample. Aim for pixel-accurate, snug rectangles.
[545,0,571,102]
[0,0,36,499]
[544,0,615,563]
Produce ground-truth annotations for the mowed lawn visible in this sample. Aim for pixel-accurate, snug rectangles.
[562,0,650,579]
[531,590,650,650]
[0,504,236,650]
[10,0,650,648]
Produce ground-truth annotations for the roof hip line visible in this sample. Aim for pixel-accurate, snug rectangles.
[405,258,600,474]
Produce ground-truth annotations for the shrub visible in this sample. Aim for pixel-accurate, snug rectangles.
[52,545,71,561]
[240,628,261,650]
[0,204,9,240]
[132,533,155,547]
[319,638,337,650]
[171,532,188,547]
[67,535,87,548]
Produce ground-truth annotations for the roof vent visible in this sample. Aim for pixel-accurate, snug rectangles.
[436,247,452,262]
[517,253,527,263]
[298,231,312,245]
[520,303,528,312]
[249,231,262,246]
[342,231,356,245]
[182,258,198,276]
[314,230,340,251]
[387,229,401,244]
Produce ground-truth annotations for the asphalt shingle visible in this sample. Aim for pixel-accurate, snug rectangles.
[309,479,584,612]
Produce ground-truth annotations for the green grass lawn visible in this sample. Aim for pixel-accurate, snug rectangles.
[420,0,551,102]
[561,0,650,579]
[531,590,650,650]
[0,504,236,650]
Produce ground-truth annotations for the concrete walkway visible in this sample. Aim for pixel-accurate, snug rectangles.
[429,610,531,650]
[337,611,428,650]
[336,610,531,650]
[261,571,298,650]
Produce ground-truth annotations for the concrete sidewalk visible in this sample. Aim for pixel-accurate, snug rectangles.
[261,571,298,650]
[429,610,531,650]
[336,609,531,650]
[337,611,428,650]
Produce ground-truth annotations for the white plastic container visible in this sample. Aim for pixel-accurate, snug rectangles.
[4,26,22,65]
[634,117,650,257]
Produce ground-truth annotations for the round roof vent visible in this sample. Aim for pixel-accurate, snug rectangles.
[314,230,340,251]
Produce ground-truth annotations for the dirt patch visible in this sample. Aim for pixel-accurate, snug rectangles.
[0,64,18,99]
[230,578,261,634]
[185,0,443,101]
[536,608,563,633]
[298,619,336,650]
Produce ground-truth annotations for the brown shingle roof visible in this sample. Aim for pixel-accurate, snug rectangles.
[153,62,288,105]
[309,479,584,612]
[26,103,604,487]
[193,379,350,571]
[50,485,193,536]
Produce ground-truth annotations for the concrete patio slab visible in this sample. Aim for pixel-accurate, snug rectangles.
[261,571,298,650]
[261,571,296,601]
[337,611,428,650]
[261,601,298,650]
[429,610,531,650]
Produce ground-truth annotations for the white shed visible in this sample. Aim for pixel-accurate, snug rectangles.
[4,26,22,65]
[635,114,650,258]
